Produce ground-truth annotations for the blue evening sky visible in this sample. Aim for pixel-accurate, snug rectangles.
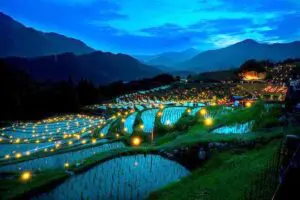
[0,0,299,54]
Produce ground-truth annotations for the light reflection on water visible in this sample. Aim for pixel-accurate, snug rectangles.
[0,142,124,172]
[33,154,190,200]
[212,121,254,134]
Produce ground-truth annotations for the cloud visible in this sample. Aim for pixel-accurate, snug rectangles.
[140,24,184,36]
[262,12,300,40]
[1,0,299,54]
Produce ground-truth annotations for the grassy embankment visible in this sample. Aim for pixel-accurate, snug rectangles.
[149,140,281,200]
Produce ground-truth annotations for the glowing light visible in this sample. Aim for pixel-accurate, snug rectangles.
[68,141,73,145]
[116,133,120,138]
[140,124,144,129]
[25,151,31,156]
[200,108,207,116]
[20,171,32,182]
[246,102,252,108]
[5,154,10,159]
[81,140,87,144]
[166,120,171,126]
[100,133,105,138]
[74,134,80,140]
[15,153,22,159]
[241,71,266,81]
[64,162,70,168]
[159,105,164,109]
[187,109,191,113]
[131,137,142,146]
[204,117,213,126]
[123,127,128,132]
[157,112,162,117]
[92,138,97,144]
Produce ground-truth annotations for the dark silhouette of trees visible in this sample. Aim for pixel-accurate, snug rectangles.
[239,59,266,73]
[0,59,175,121]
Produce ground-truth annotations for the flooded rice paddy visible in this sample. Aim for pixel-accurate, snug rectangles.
[33,154,190,200]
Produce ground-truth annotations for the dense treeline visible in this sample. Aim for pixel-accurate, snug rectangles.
[0,60,174,121]
[189,58,300,83]
[239,59,300,79]
[239,59,300,71]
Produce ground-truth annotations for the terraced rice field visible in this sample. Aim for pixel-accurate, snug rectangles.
[0,116,102,140]
[212,121,254,134]
[141,109,159,133]
[136,105,145,111]
[124,112,138,134]
[33,154,189,200]
[190,107,202,116]
[100,122,113,135]
[160,107,187,126]
[0,142,125,172]
[0,142,54,156]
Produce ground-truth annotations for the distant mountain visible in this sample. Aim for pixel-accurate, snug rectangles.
[2,51,162,85]
[149,64,194,77]
[133,55,157,62]
[0,12,94,57]
[178,39,300,72]
[134,48,199,67]
[148,48,199,66]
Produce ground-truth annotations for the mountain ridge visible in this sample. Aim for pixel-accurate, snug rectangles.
[0,12,94,57]
[2,51,162,85]
[134,48,199,66]
[178,39,300,72]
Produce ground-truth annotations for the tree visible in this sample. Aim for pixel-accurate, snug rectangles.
[239,59,266,73]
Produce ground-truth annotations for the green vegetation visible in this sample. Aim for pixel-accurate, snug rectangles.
[149,140,281,200]
[0,146,158,200]
[132,111,143,134]
[1,101,293,200]
[0,170,68,200]
[108,118,122,136]
[154,107,174,135]
[153,102,284,147]
[174,108,197,131]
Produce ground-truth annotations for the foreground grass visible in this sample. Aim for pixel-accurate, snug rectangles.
[149,140,281,200]
[0,170,68,200]
[0,146,158,200]
[0,132,284,200]
[157,125,288,150]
